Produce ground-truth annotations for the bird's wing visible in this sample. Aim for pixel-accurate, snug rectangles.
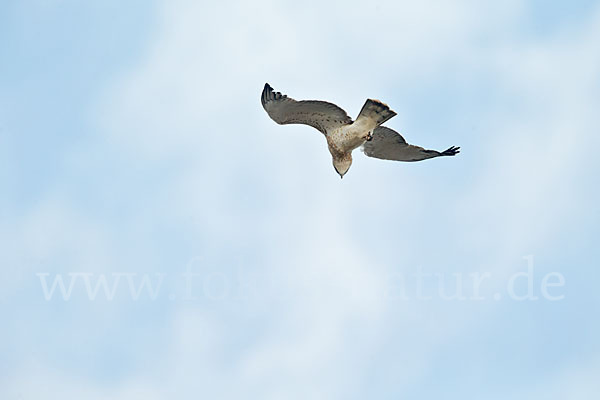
[362,126,460,162]
[261,83,353,135]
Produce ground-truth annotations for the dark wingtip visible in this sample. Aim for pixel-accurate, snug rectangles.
[261,83,273,106]
[261,83,288,107]
[442,146,461,156]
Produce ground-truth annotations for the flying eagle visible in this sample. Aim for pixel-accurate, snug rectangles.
[261,83,460,178]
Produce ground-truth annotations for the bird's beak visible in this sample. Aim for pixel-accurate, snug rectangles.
[340,174,343,179]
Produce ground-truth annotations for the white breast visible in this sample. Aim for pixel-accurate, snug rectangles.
[329,124,369,153]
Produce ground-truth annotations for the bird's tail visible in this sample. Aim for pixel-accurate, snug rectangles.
[355,99,397,129]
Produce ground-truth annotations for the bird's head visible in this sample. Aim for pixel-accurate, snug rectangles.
[333,155,352,179]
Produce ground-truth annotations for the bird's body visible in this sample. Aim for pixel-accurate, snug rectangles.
[327,125,365,155]
[325,127,361,177]
[261,83,459,178]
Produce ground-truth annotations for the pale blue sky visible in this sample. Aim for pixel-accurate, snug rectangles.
[1,1,600,399]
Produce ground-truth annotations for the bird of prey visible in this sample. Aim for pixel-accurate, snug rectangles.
[261,83,460,178]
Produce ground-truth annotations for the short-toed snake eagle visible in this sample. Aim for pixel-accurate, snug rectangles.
[261,83,460,178]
